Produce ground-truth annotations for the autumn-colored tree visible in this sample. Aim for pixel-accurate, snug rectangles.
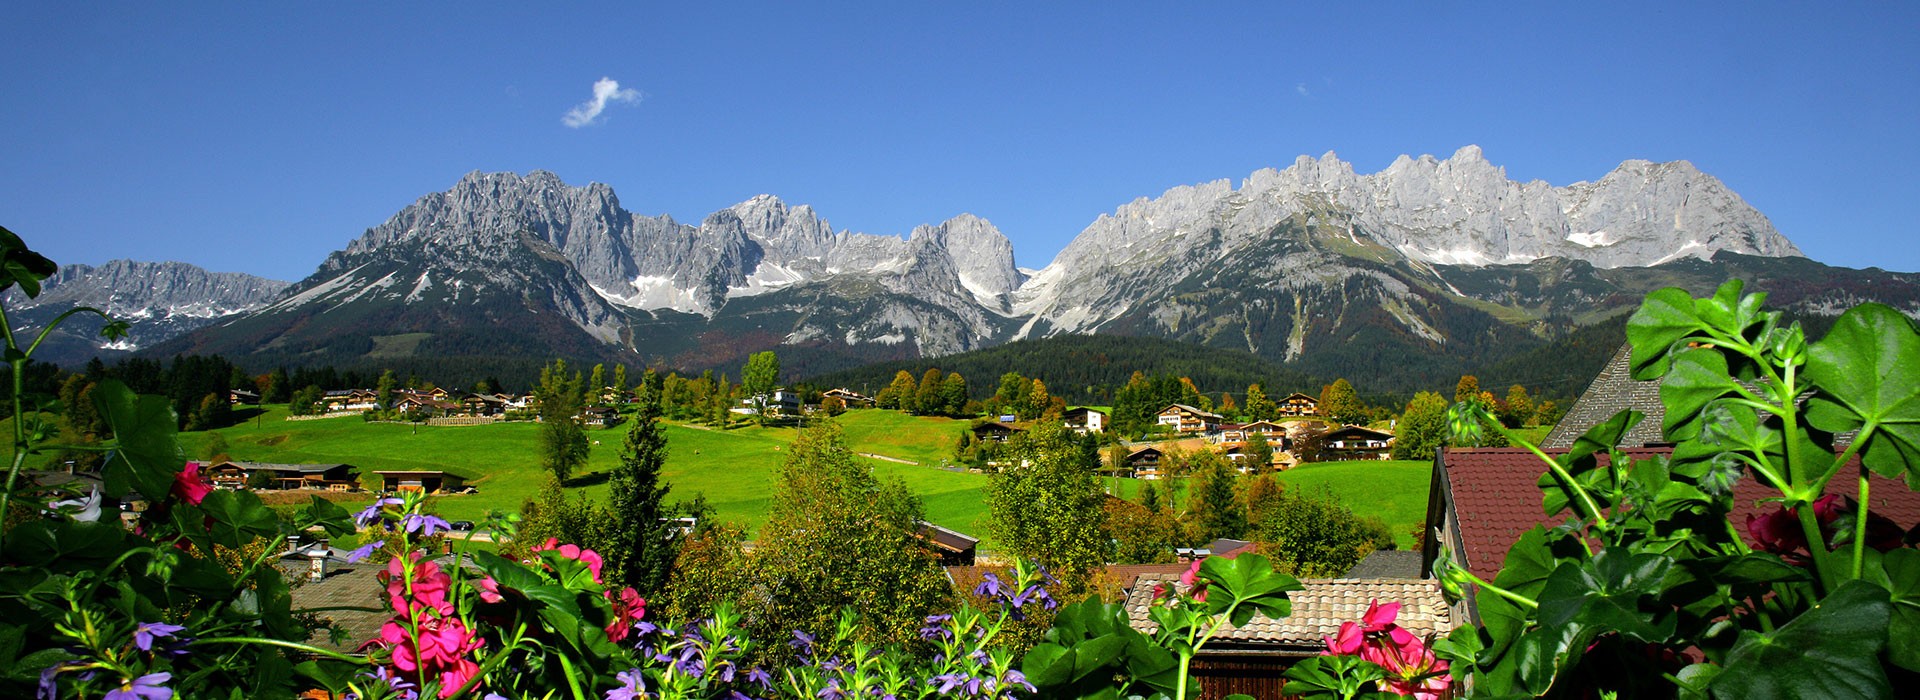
[1454,375,1481,404]
[876,370,917,411]
[1503,384,1535,428]
[1243,383,1277,421]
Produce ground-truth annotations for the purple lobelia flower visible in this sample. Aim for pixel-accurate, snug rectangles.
[133,622,186,652]
[972,573,1004,599]
[354,497,404,527]
[38,666,59,700]
[103,672,172,700]
[607,668,646,700]
[401,513,453,536]
[747,666,773,689]
[344,539,383,563]
[918,614,954,641]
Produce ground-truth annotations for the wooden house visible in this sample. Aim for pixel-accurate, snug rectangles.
[1278,392,1320,417]
[1240,420,1288,448]
[580,405,622,427]
[221,461,358,491]
[1125,446,1166,479]
[1062,406,1107,434]
[228,388,260,406]
[1156,404,1223,434]
[461,393,507,417]
[971,420,1025,443]
[375,470,468,494]
[915,521,980,566]
[1321,425,1394,461]
[821,388,874,408]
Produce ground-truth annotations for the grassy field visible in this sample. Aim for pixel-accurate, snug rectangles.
[181,408,995,542]
[180,408,1434,551]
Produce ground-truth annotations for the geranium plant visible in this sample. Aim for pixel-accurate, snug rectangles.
[1430,280,1920,698]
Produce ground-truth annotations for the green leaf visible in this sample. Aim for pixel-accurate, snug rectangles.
[197,490,280,549]
[92,379,185,502]
[1710,579,1892,699]
[471,550,583,618]
[0,226,57,298]
[1,520,127,567]
[1198,553,1302,625]
[1862,547,1920,672]
[1568,409,1644,464]
[302,495,356,538]
[1627,287,1709,380]
[1536,552,1675,644]
[1661,349,1745,442]
[1805,302,1920,485]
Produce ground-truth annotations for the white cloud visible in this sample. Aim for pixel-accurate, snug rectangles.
[562,77,642,128]
[1295,82,1311,98]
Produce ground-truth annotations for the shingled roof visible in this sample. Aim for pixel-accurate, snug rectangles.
[1125,577,1452,653]
[1542,343,1667,449]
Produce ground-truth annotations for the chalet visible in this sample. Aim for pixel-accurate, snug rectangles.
[207,462,249,489]
[228,388,260,405]
[220,461,358,491]
[1240,420,1288,447]
[1062,406,1107,434]
[1124,446,1166,479]
[971,420,1025,443]
[580,405,622,427]
[321,389,378,412]
[1123,575,1452,697]
[821,388,874,408]
[1212,423,1250,444]
[915,521,980,566]
[1321,425,1394,461]
[1157,404,1222,434]
[460,393,507,417]
[598,386,629,405]
[375,470,468,494]
[395,395,457,416]
[1278,392,1320,417]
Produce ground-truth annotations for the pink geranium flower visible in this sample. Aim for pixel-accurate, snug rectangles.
[532,538,605,584]
[1320,599,1450,699]
[603,586,647,642]
[171,462,211,506]
[1178,559,1208,603]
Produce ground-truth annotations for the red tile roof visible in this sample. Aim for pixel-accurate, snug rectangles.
[1434,447,1920,583]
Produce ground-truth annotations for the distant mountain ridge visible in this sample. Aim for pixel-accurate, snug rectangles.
[7,260,286,361]
[96,147,1920,393]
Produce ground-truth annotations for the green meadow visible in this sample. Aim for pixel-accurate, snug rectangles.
[181,408,1432,552]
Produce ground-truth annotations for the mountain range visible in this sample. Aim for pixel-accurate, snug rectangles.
[30,146,1920,393]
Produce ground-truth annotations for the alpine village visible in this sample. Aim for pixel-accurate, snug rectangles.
[8,6,1920,700]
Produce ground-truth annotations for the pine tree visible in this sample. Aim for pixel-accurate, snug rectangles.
[1187,451,1247,542]
[599,370,676,593]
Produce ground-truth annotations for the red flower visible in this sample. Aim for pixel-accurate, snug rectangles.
[171,462,211,506]
[603,586,647,642]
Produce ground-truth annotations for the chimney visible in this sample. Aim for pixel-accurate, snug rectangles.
[308,550,328,580]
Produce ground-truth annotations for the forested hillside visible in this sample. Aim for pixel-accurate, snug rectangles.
[802,334,1323,404]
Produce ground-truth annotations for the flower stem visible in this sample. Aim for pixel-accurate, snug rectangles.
[1853,466,1871,580]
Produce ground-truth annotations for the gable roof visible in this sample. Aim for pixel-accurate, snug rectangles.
[1543,344,1667,449]
[1281,392,1319,403]
[1159,404,1223,420]
[1125,577,1451,652]
[1325,425,1393,441]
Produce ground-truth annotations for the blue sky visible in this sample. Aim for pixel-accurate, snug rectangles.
[3,3,1917,280]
